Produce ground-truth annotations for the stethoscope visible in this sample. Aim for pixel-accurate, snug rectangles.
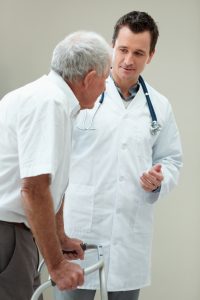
[77,93,105,130]
[138,75,161,135]
[78,76,161,134]
[97,75,161,135]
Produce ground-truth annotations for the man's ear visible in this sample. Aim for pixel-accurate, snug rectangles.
[83,70,97,89]
[147,50,155,64]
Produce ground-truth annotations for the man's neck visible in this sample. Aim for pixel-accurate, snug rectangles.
[110,72,139,99]
[110,72,138,98]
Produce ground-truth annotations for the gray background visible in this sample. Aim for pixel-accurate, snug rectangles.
[1,0,199,299]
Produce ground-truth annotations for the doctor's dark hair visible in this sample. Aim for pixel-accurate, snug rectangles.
[112,11,159,53]
[51,31,112,82]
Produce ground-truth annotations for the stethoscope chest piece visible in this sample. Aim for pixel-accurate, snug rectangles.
[150,120,161,135]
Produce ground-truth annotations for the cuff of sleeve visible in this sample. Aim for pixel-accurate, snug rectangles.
[152,186,161,193]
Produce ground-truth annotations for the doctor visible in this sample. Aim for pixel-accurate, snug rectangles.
[55,11,183,300]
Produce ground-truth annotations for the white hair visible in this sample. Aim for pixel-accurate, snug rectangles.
[51,31,112,82]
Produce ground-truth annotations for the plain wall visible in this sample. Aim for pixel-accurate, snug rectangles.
[1,0,199,299]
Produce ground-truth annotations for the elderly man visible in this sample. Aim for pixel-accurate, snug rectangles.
[0,30,111,300]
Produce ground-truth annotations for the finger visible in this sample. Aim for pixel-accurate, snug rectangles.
[153,164,162,172]
[141,174,154,186]
[75,247,84,260]
[140,178,153,191]
[69,271,84,289]
[63,253,77,260]
[142,173,161,187]
[57,278,73,291]
[148,176,160,187]
[69,281,78,290]
[63,248,84,260]
[149,171,163,182]
[70,254,79,260]
[77,270,84,286]
[140,177,158,191]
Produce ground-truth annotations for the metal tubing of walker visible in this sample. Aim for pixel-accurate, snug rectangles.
[37,259,45,274]
[31,244,108,300]
[99,262,108,300]
[31,280,52,300]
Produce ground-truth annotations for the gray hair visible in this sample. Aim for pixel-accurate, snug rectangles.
[51,31,112,82]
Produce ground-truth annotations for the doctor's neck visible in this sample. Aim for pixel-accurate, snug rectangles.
[110,70,139,98]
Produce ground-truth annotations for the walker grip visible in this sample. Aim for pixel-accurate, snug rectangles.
[51,279,56,286]
[32,243,107,300]
[51,243,87,286]
[62,242,87,255]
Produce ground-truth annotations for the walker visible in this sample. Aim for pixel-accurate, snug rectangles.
[31,243,108,300]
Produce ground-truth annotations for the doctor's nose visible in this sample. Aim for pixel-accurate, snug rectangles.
[124,53,134,65]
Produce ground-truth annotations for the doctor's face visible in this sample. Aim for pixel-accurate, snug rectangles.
[112,26,154,86]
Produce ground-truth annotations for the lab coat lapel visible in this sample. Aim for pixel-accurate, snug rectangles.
[106,76,147,111]
[127,83,147,110]
[106,76,125,109]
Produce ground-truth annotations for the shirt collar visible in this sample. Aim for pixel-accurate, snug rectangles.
[110,74,140,101]
[47,70,80,115]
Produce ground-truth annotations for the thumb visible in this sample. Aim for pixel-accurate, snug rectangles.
[154,164,162,172]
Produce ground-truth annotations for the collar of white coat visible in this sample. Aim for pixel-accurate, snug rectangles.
[105,76,144,109]
[47,70,80,116]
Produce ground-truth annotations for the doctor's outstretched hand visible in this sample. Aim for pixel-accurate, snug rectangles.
[140,164,164,192]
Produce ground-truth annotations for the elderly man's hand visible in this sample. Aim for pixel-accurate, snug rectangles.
[49,259,84,291]
[60,236,85,260]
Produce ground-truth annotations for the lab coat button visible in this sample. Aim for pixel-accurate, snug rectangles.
[122,143,127,149]
[123,113,128,119]
[113,240,117,246]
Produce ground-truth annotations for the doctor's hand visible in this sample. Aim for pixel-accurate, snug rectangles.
[140,164,164,192]
[60,236,85,261]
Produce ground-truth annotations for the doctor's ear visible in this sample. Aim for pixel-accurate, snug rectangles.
[147,49,155,64]
[83,70,97,89]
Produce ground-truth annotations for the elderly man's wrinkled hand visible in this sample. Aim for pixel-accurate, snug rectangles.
[50,259,84,291]
[61,237,85,260]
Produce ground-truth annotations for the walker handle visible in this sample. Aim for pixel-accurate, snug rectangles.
[32,243,108,300]
[62,242,87,255]
[51,243,87,286]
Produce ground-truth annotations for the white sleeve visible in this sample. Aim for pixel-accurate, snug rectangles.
[17,98,67,180]
[152,103,183,198]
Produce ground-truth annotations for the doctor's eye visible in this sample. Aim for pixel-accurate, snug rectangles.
[134,51,145,57]
[119,48,128,54]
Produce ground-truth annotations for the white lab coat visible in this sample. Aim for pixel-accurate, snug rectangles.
[64,76,182,291]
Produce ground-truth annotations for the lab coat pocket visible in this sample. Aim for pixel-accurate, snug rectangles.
[133,191,155,234]
[64,184,94,233]
[129,122,154,163]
